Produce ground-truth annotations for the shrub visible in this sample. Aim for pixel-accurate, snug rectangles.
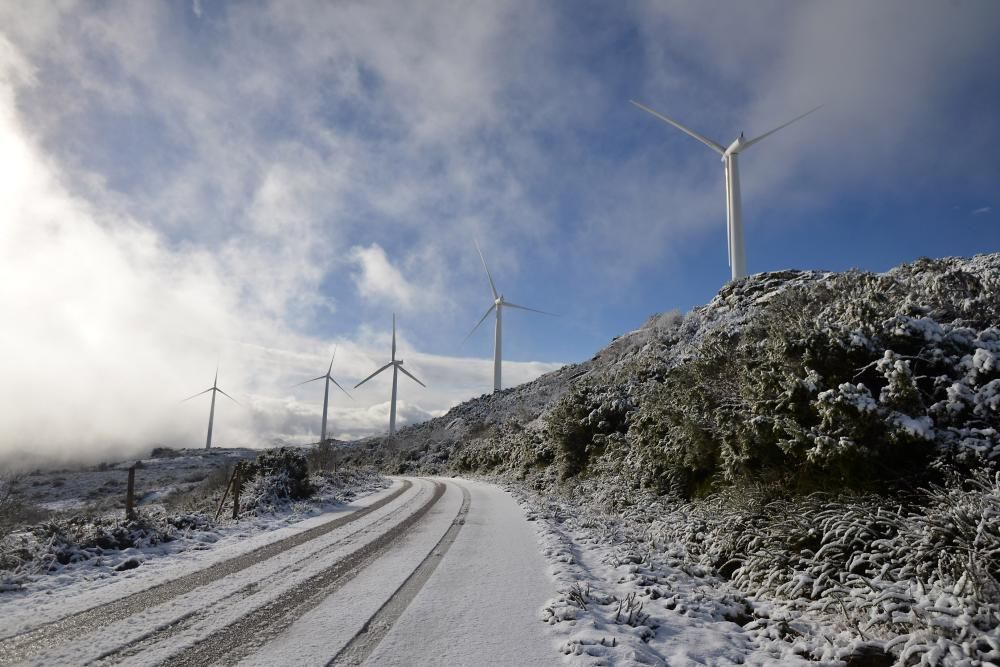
[239,448,314,512]
[307,440,338,473]
[546,383,634,479]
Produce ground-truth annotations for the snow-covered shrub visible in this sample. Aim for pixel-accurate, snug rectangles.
[635,471,1000,663]
[0,512,180,583]
[451,420,551,477]
[720,473,1000,663]
[307,440,338,472]
[241,447,314,504]
[546,382,635,478]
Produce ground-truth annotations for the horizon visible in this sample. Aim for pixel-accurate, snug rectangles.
[2,1,998,464]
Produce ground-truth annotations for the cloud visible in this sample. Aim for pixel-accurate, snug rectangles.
[0,31,562,468]
[349,243,429,311]
[0,1,994,467]
[973,207,991,216]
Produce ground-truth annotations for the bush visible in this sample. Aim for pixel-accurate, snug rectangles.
[546,383,634,479]
[307,440,338,473]
[238,448,314,513]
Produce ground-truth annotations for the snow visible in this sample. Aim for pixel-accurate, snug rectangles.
[8,479,427,665]
[0,478,402,638]
[972,348,997,374]
[240,480,469,665]
[2,478,564,666]
[239,478,560,666]
[365,479,557,666]
[514,485,810,666]
[893,413,934,439]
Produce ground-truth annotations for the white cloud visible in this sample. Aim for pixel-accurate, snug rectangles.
[0,1,994,466]
[349,244,425,310]
[0,35,562,467]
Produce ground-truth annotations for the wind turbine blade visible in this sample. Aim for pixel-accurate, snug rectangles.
[503,301,556,316]
[475,240,499,300]
[329,376,353,399]
[397,365,426,388]
[630,100,725,154]
[391,313,397,362]
[216,388,240,406]
[181,387,214,402]
[462,304,497,344]
[354,362,394,389]
[743,105,822,149]
[327,347,336,375]
[293,375,326,387]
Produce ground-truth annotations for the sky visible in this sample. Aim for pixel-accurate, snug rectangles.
[1,1,998,466]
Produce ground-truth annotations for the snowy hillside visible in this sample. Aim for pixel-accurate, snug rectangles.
[351,254,1000,482]
[349,253,1000,665]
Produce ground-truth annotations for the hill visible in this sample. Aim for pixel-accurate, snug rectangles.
[344,253,1000,664]
[350,253,1000,493]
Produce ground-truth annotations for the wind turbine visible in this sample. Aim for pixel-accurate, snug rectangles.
[354,314,425,437]
[295,347,351,445]
[183,369,238,449]
[631,100,820,281]
[465,242,552,393]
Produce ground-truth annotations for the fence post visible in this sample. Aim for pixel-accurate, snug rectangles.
[125,464,136,520]
[232,464,241,520]
[214,464,239,522]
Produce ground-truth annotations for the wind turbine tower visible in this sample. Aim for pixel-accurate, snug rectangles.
[466,242,552,393]
[354,314,426,436]
[631,100,820,281]
[296,347,351,445]
[183,369,238,449]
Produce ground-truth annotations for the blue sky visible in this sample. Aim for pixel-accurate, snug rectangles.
[2,1,998,462]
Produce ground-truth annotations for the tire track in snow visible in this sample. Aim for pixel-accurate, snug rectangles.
[161,480,447,667]
[0,481,411,666]
[328,482,472,667]
[90,482,432,665]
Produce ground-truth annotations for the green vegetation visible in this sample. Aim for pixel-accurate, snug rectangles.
[542,258,1000,499]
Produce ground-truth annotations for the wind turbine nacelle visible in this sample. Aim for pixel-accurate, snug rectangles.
[723,135,745,157]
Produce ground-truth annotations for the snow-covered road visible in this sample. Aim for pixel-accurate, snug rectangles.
[0,477,558,666]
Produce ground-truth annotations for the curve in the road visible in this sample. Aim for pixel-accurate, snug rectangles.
[0,480,411,666]
[329,482,473,667]
[163,480,448,667]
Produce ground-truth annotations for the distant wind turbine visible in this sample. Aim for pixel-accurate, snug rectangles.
[295,347,351,445]
[630,100,820,281]
[354,314,425,437]
[465,242,553,393]
[183,369,238,449]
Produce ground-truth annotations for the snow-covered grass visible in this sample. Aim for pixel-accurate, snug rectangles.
[0,447,387,599]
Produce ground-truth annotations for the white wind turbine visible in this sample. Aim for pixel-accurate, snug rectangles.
[466,242,552,393]
[354,314,425,437]
[182,369,238,450]
[295,347,351,445]
[631,100,820,281]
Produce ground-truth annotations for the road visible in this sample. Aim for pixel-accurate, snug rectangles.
[0,478,557,667]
